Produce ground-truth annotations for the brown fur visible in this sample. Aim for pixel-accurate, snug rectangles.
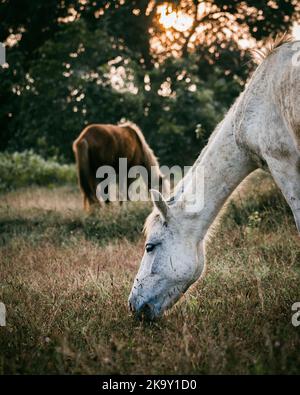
[73,122,163,211]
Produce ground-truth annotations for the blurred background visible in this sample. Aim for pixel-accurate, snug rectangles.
[1,2,300,374]
[1,0,300,169]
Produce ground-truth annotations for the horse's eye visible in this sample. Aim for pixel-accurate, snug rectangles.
[145,243,156,253]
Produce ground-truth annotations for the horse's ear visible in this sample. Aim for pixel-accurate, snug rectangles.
[150,189,169,221]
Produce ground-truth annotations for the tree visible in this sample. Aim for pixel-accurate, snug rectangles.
[0,0,299,165]
[8,20,144,161]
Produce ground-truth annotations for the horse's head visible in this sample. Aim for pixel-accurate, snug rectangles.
[128,189,205,320]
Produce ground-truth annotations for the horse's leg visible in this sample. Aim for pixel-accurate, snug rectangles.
[82,178,96,211]
[117,176,135,205]
[116,175,123,206]
[118,178,138,205]
[83,195,90,211]
[265,154,300,233]
[127,178,137,202]
[89,178,100,207]
[102,182,111,205]
[94,178,110,207]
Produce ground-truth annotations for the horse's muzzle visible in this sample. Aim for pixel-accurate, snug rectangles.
[128,296,158,321]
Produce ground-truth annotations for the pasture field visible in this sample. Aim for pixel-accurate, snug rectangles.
[0,171,299,374]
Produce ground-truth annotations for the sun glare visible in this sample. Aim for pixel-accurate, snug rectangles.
[293,24,300,40]
[158,4,194,32]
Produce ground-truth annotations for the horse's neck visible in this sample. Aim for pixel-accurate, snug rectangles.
[177,111,255,239]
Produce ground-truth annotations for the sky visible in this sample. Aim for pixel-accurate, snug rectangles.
[293,24,300,39]
[158,4,300,46]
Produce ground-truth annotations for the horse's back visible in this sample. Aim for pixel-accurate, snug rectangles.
[262,41,300,146]
[74,124,141,169]
[234,40,300,155]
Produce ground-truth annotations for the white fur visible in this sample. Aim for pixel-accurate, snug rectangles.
[129,40,300,319]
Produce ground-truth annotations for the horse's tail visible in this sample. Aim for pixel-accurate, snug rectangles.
[120,121,170,196]
[73,138,94,210]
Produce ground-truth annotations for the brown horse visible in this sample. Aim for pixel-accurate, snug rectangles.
[73,122,167,211]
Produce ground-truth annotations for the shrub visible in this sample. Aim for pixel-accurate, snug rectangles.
[0,151,76,191]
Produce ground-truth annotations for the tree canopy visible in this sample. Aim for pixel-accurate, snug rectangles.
[1,0,299,165]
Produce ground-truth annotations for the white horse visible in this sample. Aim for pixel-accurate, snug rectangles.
[128,35,300,320]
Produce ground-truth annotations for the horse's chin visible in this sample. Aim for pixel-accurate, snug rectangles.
[129,300,162,321]
[129,279,192,321]
[154,286,188,318]
[129,291,173,321]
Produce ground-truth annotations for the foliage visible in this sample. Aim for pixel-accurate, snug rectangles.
[5,20,144,161]
[0,1,299,165]
[0,151,76,191]
[2,20,234,165]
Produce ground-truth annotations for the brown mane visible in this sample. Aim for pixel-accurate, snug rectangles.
[250,32,293,64]
[119,121,159,170]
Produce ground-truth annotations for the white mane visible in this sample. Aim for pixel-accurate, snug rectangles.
[129,35,300,319]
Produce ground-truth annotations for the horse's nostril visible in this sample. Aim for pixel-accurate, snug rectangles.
[129,299,156,320]
[140,303,153,320]
[142,303,151,312]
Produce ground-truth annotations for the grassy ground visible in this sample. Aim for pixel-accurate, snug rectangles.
[0,171,299,374]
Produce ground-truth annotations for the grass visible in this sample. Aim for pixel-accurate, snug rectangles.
[0,171,299,374]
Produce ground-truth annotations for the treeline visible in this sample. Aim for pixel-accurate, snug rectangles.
[0,1,299,166]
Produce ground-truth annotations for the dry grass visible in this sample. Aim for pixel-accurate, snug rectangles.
[0,172,299,374]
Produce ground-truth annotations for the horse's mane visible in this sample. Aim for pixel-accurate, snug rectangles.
[143,209,160,237]
[144,33,295,238]
[250,32,293,64]
[119,120,161,172]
